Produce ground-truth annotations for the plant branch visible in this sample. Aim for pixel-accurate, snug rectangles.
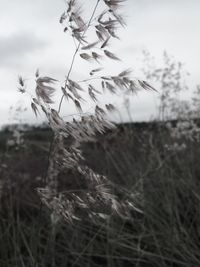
[58,0,101,114]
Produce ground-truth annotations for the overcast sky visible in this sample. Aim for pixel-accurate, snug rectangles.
[0,0,200,126]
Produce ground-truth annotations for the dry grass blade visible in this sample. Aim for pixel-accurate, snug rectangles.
[18,76,25,87]
[104,50,121,61]
[138,80,157,91]
[101,37,110,48]
[105,103,116,111]
[62,87,75,102]
[31,102,39,117]
[92,52,102,62]
[33,98,40,105]
[37,77,57,83]
[36,76,57,103]
[101,80,105,92]
[41,105,48,116]
[64,26,68,32]
[129,80,139,93]
[88,88,98,102]
[81,41,99,50]
[112,76,125,88]
[106,81,116,93]
[97,10,107,24]
[104,0,126,10]
[18,87,25,94]
[35,69,40,78]
[118,68,132,77]
[106,26,120,39]
[95,24,108,36]
[67,84,84,101]
[95,105,106,117]
[112,12,126,27]
[61,87,67,97]
[51,109,64,126]
[89,84,101,94]
[80,53,91,61]
[67,0,76,13]
[74,99,82,112]
[68,79,83,91]
[101,76,111,81]
[96,30,105,41]
[90,68,103,76]
[72,31,87,43]
[59,12,67,24]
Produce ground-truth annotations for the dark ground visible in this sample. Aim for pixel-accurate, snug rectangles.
[0,122,200,267]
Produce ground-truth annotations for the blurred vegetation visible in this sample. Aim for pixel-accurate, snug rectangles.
[0,122,200,266]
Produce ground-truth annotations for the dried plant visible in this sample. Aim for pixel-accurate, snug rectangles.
[18,0,153,224]
[142,50,189,121]
[142,50,200,152]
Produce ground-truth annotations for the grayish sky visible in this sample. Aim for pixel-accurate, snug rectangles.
[0,0,200,126]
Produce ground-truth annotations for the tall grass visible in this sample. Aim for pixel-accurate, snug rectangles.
[17,0,153,224]
[1,122,200,266]
[1,0,200,266]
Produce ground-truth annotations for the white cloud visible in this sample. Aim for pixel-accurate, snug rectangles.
[0,32,47,69]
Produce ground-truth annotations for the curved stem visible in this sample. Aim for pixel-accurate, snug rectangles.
[58,0,101,114]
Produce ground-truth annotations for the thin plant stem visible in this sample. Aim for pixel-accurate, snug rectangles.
[58,0,101,114]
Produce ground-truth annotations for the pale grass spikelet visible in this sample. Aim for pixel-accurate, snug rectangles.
[111,76,126,88]
[105,103,116,112]
[18,76,26,93]
[101,37,110,48]
[112,12,126,27]
[33,97,40,105]
[80,53,92,61]
[59,12,67,24]
[96,30,105,42]
[138,80,157,91]
[51,109,65,127]
[31,102,39,117]
[104,0,126,10]
[130,80,140,93]
[95,105,106,118]
[95,24,109,40]
[104,49,121,61]
[68,79,83,91]
[81,41,99,50]
[92,51,102,62]
[88,84,101,94]
[18,87,26,94]
[88,87,98,102]
[118,68,132,77]
[105,24,120,39]
[74,99,82,112]
[63,26,68,32]
[18,75,25,87]
[35,68,40,78]
[66,83,84,101]
[36,76,57,104]
[90,68,103,76]
[105,81,116,93]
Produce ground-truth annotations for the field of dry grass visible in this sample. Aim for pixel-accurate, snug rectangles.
[0,122,200,266]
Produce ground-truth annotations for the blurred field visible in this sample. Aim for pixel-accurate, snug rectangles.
[0,122,200,266]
